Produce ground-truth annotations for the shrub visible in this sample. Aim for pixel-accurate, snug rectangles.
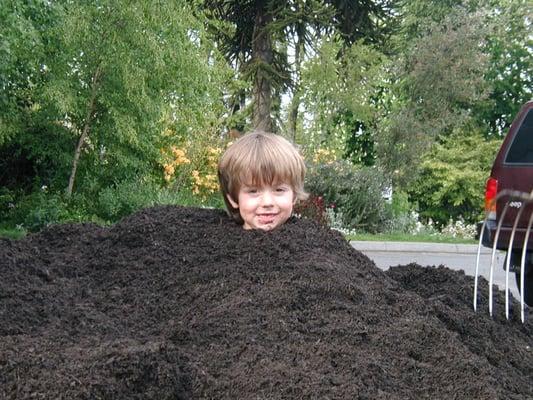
[96,181,156,222]
[160,136,225,201]
[294,195,329,226]
[440,217,477,239]
[306,161,390,233]
[383,191,419,234]
[0,187,17,222]
[22,194,65,232]
[408,133,501,226]
[96,179,224,223]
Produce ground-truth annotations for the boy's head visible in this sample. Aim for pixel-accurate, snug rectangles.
[218,131,308,230]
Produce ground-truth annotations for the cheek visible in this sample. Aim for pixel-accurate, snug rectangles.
[237,194,257,211]
[281,195,296,210]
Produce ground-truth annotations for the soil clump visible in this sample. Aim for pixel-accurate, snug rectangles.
[1,206,532,399]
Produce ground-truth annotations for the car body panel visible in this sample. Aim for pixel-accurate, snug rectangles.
[479,100,533,251]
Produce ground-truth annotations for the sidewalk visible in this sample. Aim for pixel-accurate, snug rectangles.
[350,240,490,254]
[350,240,516,298]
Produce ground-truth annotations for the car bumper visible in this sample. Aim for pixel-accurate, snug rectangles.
[477,220,533,251]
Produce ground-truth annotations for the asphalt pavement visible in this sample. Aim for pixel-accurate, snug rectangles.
[350,240,519,299]
[351,241,484,254]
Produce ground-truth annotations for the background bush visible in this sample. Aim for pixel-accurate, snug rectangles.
[10,190,90,232]
[306,161,391,233]
[96,179,224,222]
[408,132,501,226]
[382,190,419,234]
[3,179,225,232]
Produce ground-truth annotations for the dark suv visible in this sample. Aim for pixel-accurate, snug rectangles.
[478,100,533,305]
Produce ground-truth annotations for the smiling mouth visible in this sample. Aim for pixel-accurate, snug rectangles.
[257,214,276,223]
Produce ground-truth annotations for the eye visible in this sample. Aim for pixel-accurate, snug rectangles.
[276,185,290,192]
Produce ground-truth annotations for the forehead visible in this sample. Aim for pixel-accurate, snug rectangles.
[240,180,291,189]
[239,170,290,188]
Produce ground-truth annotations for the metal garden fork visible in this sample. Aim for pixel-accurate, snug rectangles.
[474,189,533,323]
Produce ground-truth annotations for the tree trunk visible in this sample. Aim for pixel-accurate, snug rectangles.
[288,24,305,142]
[66,68,101,197]
[251,4,273,132]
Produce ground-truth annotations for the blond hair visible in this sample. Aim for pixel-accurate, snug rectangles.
[218,131,308,224]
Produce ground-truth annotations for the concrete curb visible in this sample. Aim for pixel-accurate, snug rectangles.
[349,240,492,254]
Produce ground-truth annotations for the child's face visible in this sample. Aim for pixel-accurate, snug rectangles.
[227,182,296,231]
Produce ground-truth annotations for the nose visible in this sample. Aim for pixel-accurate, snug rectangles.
[260,190,274,207]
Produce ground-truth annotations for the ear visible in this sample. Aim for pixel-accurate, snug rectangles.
[227,194,239,209]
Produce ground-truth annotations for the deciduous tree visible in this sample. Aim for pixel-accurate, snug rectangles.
[25,1,224,196]
[301,37,386,160]
[376,8,491,185]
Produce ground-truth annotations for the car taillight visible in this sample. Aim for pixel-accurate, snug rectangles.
[484,177,497,220]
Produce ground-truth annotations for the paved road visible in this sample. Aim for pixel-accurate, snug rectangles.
[350,241,519,299]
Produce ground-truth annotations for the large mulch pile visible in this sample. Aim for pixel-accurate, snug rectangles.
[1,205,532,399]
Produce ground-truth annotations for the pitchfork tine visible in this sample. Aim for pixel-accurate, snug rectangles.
[520,208,533,323]
[474,191,508,313]
[474,190,532,322]
[489,201,511,317]
[506,202,525,319]
[474,219,488,312]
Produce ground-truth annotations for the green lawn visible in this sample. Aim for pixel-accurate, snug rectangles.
[345,232,477,244]
[0,224,476,245]
[0,227,27,240]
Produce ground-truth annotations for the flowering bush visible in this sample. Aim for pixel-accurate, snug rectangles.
[312,148,337,164]
[441,217,477,239]
[325,207,358,236]
[160,139,225,203]
[190,147,222,197]
[384,210,421,234]
[163,146,191,182]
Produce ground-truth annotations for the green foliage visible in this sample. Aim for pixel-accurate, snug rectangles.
[43,0,227,194]
[204,0,394,131]
[0,0,59,145]
[0,0,229,226]
[473,0,533,136]
[8,190,90,232]
[382,190,419,234]
[376,7,492,184]
[306,160,390,233]
[402,9,490,122]
[1,0,528,231]
[300,37,386,159]
[408,132,502,226]
[346,231,476,244]
[96,180,158,222]
[398,0,472,41]
[388,190,411,218]
[22,194,69,232]
[399,0,532,137]
[96,179,224,223]
[0,187,16,219]
[4,179,224,231]
[0,227,26,240]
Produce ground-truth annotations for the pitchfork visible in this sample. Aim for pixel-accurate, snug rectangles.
[474,189,533,323]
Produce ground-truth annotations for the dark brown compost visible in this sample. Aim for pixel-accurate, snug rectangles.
[1,206,531,399]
